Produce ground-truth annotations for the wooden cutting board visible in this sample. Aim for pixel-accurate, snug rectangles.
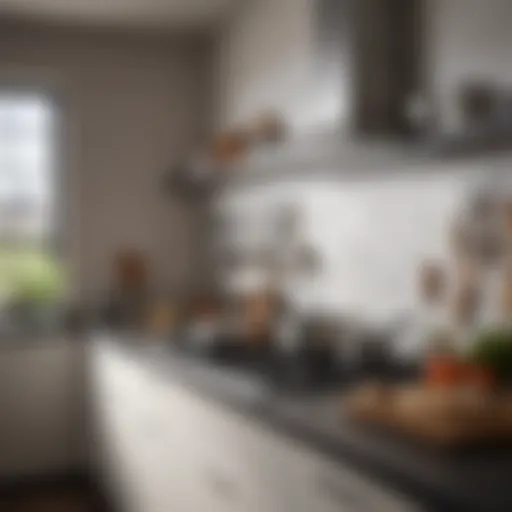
[346,384,512,447]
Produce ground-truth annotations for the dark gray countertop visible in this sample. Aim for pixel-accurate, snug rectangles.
[104,337,512,512]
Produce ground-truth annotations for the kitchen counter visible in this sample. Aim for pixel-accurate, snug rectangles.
[99,335,512,512]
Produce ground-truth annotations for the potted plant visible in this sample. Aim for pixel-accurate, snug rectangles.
[425,328,465,388]
[468,327,512,389]
[6,251,66,335]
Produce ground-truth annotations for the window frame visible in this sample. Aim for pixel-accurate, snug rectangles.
[0,76,70,324]
[0,78,66,259]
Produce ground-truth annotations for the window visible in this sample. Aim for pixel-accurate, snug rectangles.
[0,90,65,334]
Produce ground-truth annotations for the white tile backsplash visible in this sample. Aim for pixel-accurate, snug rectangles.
[219,164,480,326]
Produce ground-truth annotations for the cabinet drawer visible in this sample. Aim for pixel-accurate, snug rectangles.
[155,388,270,512]
[181,398,422,512]
[93,352,170,426]
[154,385,378,512]
[92,344,421,512]
[283,455,422,512]
[231,423,423,512]
[135,425,263,512]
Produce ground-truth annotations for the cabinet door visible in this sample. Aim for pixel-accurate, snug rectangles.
[91,344,257,512]
[0,341,86,476]
[226,420,423,512]
[91,346,195,512]
[151,378,389,512]
[91,344,421,512]
[166,387,421,512]
[156,383,274,512]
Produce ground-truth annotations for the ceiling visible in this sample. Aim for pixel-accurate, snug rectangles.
[0,0,237,30]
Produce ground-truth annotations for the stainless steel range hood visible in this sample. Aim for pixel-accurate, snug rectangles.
[311,0,423,139]
[298,0,512,159]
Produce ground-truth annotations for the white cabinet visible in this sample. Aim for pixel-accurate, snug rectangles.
[91,343,421,512]
[237,429,421,512]
[0,340,87,478]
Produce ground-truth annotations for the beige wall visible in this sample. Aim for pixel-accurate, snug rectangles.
[215,0,317,132]
[0,23,213,299]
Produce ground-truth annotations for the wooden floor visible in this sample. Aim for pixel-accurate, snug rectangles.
[0,477,109,512]
[0,489,98,512]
